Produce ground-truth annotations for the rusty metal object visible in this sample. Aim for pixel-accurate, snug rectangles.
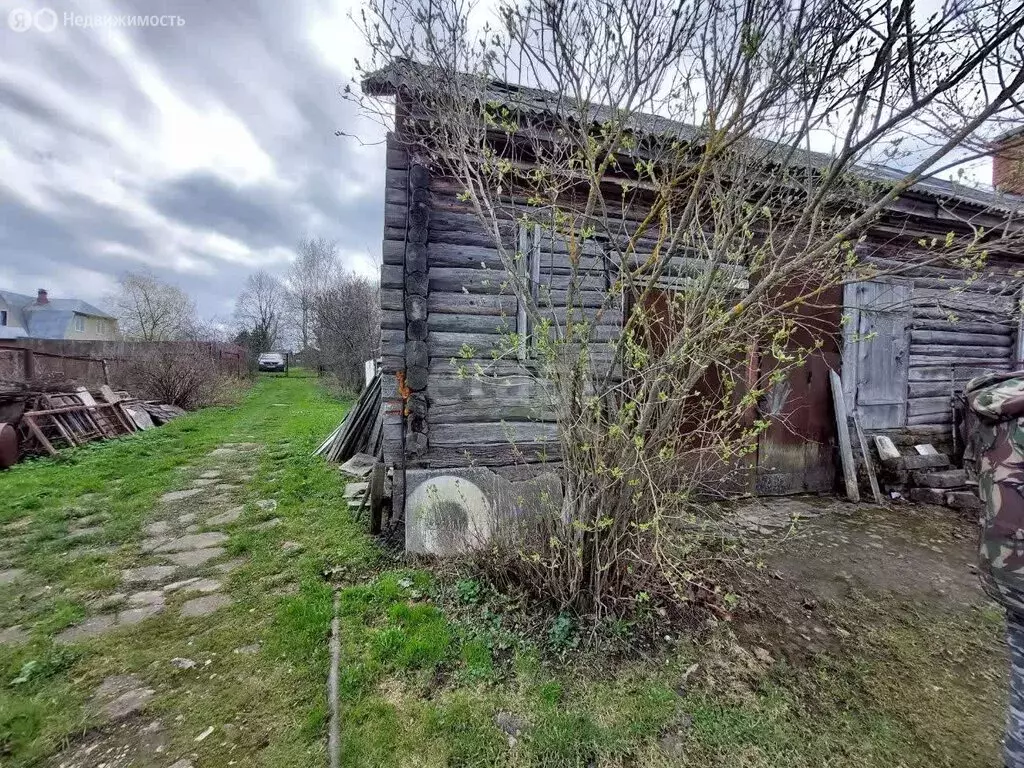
[0,422,18,469]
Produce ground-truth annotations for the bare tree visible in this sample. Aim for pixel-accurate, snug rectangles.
[315,270,382,389]
[110,271,196,341]
[234,270,286,354]
[353,0,1024,617]
[287,237,341,352]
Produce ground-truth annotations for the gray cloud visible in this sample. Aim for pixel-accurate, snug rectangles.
[147,173,292,250]
[0,0,385,321]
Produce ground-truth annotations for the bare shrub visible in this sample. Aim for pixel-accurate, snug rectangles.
[354,0,1024,619]
[120,343,233,410]
[314,271,381,390]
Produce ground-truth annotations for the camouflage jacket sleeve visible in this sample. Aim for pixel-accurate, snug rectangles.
[967,373,1024,616]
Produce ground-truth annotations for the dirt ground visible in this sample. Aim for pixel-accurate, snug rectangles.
[732,494,993,657]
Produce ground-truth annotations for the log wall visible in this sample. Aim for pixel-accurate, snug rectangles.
[380,134,409,515]
[377,128,1023,498]
[859,234,1021,428]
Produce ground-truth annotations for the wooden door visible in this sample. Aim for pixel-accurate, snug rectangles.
[847,280,911,429]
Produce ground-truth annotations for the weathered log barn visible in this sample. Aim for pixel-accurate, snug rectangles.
[362,68,1024,551]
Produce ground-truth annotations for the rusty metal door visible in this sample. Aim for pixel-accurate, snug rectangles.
[755,285,841,495]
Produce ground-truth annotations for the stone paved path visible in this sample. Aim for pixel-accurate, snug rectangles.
[47,445,277,649]
[17,440,288,767]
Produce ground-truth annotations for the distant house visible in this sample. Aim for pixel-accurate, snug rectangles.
[0,289,118,341]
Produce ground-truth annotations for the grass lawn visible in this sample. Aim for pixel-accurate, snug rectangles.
[0,373,370,766]
[0,373,1009,767]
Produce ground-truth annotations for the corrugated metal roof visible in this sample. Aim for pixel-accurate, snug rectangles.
[0,288,115,338]
[0,290,31,332]
[24,299,114,319]
[364,62,1024,215]
[24,311,74,339]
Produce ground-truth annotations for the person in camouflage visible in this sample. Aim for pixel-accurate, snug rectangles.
[966,371,1024,768]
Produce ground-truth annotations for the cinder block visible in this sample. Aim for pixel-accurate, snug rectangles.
[945,490,983,513]
[909,487,947,505]
[910,469,967,489]
[883,453,951,471]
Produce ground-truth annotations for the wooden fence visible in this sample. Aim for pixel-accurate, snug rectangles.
[0,340,248,388]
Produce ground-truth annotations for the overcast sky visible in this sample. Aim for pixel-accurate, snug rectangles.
[1,0,1001,326]
[0,0,385,321]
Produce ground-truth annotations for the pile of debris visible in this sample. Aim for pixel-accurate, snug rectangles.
[872,435,982,514]
[314,373,387,534]
[0,381,186,468]
[314,373,382,463]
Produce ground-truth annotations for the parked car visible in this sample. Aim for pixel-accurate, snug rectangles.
[258,352,286,372]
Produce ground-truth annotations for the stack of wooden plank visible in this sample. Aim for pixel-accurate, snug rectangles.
[20,388,136,455]
[13,385,187,459]
[314,374,383,463]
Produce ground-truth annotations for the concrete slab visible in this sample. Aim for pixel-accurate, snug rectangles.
[180,578,222,594]
[154,532,227,553]
[122,565,178,585]
[93,675,155,722]
[404,467,561,555]
[143,521,172,537]
[0,625,29,644]
[118,602,166,625]
[180,594,231,617]
[207,507,243,526]
[0,568,26,585]
[67,525,105,541]
[127,590,165,606]
[161,489,203,503]
[55,614,117,644]
[67,545,118,560]
[212,558,246,574]
[165,548,225,568]
[162,578,201,593]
